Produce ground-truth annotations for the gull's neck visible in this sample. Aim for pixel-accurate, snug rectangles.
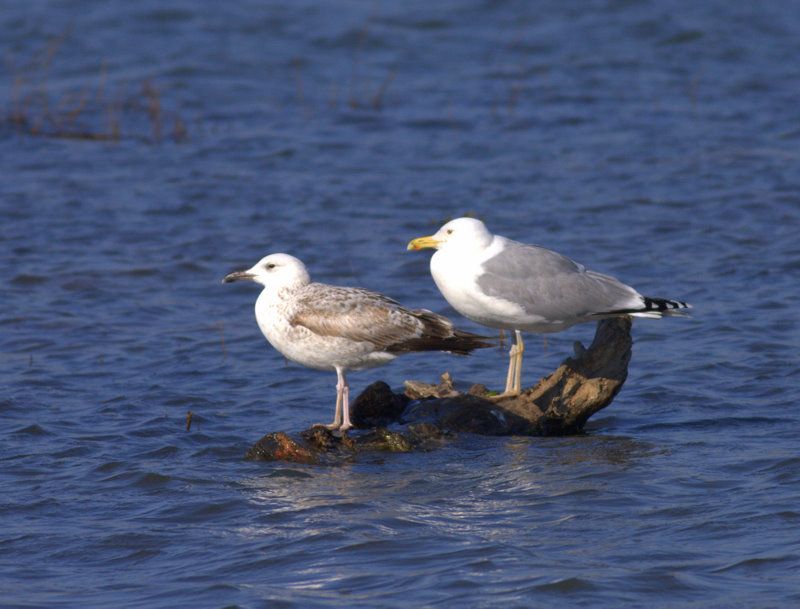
[258,276,311,306]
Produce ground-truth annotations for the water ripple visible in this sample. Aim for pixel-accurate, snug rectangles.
[2,1,799,608]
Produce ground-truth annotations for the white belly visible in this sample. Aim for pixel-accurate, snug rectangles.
[430,250,523,328]
[254,290,396,371]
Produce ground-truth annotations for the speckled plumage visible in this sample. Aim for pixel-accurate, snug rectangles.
[224,253,489,431]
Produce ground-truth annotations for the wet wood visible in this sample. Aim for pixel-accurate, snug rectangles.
[246,317,633,462]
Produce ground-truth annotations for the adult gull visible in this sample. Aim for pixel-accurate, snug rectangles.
[223,253,491,431]
[408,218,690,398]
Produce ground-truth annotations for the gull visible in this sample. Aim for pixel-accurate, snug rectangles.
[223,253,491,431]
[408,217,690,398]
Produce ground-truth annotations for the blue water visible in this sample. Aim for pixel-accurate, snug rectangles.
[2,1,800,607]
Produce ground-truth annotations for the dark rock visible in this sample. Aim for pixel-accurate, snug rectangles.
[301,426,355,452]
[357,428,415,452]
[406,423,447,448]
[245,432,318,463]
[350,381,409,428]
[404,394,532,435]
[245,318,634,462]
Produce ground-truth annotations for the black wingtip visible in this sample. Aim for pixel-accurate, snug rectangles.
[594,296,692,317]
[642,296,691,311]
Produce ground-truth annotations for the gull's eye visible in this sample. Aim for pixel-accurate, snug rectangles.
[265,263,276,270]
[446,229,454,235]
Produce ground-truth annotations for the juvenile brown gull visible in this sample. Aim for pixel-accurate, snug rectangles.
[223,253,491,431]
[408,217,690,398]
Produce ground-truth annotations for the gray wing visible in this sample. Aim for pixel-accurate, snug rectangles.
[477,239,641,320]
[290,284,490,354]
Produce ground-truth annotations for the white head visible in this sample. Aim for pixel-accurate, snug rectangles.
[407,217,494,253]
[223,253,311,289]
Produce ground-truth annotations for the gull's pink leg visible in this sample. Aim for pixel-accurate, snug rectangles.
[339,370,352,432]
[317,370,343,430]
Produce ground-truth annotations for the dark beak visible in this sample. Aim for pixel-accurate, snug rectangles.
[222,270,255,284]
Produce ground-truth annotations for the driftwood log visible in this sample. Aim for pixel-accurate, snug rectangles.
[246,317,632,463]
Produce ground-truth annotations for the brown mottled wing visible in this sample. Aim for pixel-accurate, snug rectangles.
[289,284,491,355]
[289,284,425,350]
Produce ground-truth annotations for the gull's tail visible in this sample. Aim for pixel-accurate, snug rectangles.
[388,310,494,355]
[598,296,692,319]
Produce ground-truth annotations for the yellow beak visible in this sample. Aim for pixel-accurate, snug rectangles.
[407,235,441,251]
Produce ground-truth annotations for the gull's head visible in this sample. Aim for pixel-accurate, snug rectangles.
[223,253,311,289]
[407,217,493,253]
